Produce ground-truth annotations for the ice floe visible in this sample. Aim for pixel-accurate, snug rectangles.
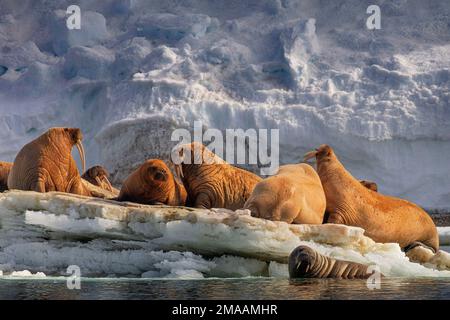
[0,190,449,279]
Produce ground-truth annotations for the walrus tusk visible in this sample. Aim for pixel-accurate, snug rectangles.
[174,164,184,179]
[303,150,318,162]
[95,176,103,186]
[75,140,86,174]
[104,177,113,191]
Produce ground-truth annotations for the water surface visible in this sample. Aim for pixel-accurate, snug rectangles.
[0,277,449,300]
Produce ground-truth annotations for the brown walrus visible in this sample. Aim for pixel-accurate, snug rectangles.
[304,144,439,252]
[289,245,378,279]
[118,159,187,206]
[0,161,12,192]
[359,180,378,192]
[8,127,91,196]
[243,163,326,224]
[82,165,119,196]
[172,142,262,210]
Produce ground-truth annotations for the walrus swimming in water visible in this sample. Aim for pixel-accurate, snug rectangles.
[82,165,119,196]
[304,144,439,252]
[289,245,377,279]
[8,127,91,196]
[244,163,326,224]
[172,142,262,210]
[118,159,187,206]
[0,161,12,192]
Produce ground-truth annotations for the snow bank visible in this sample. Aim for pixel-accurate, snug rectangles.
[0,0,449,210]
[0,190,448,279]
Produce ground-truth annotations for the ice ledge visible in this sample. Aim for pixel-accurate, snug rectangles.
[0,190,449,278]
[0,190,375,263]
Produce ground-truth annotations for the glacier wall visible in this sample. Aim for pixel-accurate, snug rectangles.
[0,0,449,209]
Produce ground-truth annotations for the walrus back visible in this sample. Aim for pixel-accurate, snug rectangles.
[244,163,326,223]
[319,151,439,252]
[369,192,439,251]
[183,163,261,210]
[7,143,41,191]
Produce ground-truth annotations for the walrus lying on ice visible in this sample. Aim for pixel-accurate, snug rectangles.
[82,165,120,196]
[244,163,326,224]
[118,159,187,206]
[172,142,262,210]
[304,144,439,252]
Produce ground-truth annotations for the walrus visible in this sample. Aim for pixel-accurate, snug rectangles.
[172,142,262,210]
[304,144,439,252]
[0,161,12,192]
[359,180,378,192]
[243,163,326,224]
[118,159,187,206]
[82,165,119,196]
[8,127,91,196]
[289,245,377,279]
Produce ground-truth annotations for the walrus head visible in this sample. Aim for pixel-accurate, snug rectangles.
[82,165,113,191]
[303,144,334,163]
[143,159,170,184]
[118,159,175,205]
[46,128,86,174]
[171,142,225,179]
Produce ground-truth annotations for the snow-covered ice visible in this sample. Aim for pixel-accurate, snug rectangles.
[438,227,450,246]
[0,190,449,279]
[0,0,449,210]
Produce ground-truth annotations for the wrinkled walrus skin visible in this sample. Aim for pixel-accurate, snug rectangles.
[0,161,12,192]
[118,159,187,206]
[244,163,326,224]
[8,127,91,196]
[82,165,119,196]
[289,246,374,279]
[172,142,262,210]
[304,145,439,252]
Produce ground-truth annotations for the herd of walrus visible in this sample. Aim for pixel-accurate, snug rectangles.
[0,127,443,279]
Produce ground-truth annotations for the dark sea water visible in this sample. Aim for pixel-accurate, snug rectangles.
[0,277,449,300]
